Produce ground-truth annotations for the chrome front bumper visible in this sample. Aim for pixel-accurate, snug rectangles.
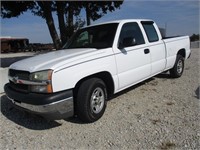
[4,83,74,120]
[7,96,74,119]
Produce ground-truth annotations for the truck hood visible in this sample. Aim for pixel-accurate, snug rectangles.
[10,48,105,73]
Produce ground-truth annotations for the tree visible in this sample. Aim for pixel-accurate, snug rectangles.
[1,1,61,49]
[81,1,123,25]
[56,1,67,46]
[190,34,200,42]
[66,2,82,41]
[37,1,61,49]
[1,1,35,18]
[1,1,124,49]
[31,1,80,47]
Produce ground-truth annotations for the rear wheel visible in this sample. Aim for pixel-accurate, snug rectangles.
[76,78,107,123]
[170,54,184,78]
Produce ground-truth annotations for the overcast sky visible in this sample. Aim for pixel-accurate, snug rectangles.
[1,0,199,43]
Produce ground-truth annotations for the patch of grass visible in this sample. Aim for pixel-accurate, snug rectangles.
[159,141,176,149]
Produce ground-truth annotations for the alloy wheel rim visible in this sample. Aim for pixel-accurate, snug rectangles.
[177,59,183,74]
[90,87,105,114]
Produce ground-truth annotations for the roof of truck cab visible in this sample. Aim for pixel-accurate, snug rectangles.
[86,19,154,28]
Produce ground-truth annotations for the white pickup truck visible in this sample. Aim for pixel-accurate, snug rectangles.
[4,19,191,122]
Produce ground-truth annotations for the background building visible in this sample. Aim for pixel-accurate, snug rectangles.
[1,36,29,53]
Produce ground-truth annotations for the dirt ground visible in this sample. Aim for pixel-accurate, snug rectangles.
[0,48,199,149]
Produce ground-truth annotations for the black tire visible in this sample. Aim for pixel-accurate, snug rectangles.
[76,78,107,123]
[170,54,184,78]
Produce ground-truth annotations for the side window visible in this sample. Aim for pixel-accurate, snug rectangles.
[141,22,159,42]
[118,22,145,48]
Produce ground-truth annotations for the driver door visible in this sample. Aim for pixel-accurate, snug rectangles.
[114,22,151,90]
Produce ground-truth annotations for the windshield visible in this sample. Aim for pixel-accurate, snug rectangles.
[64,23,119,49]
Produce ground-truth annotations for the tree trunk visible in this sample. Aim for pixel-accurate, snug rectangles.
[38,1,61,50]
[67,2,74,38]
[85,5,91,26]
[56,1,67,46]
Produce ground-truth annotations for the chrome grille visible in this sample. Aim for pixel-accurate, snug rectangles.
[9,69,30,92]
[9,69,30,80]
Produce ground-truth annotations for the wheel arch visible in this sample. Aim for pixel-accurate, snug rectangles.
[177,48,186,58]
[73,71,115,99]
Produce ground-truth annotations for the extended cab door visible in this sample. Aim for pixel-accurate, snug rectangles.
[113,22,151,91]
[141,21,166,75]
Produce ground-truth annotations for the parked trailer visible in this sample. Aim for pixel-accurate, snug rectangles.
[0,37,29,53]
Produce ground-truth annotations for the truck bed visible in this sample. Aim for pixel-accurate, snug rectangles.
[162,35,190,70]
[162,36,181,39]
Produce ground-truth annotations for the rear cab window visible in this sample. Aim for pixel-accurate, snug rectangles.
[141,21,159,42]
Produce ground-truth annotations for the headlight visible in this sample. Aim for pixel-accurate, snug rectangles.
[29,70,53,93]
[30,70,52,81]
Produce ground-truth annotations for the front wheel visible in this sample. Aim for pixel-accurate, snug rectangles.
[170,54,184,78]
[76,78,107,123]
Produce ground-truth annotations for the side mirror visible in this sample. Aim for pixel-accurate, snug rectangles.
[118,37,137,49]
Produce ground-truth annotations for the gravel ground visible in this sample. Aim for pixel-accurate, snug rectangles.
[0,48,199,150]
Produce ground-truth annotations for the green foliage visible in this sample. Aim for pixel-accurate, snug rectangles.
[1,1,35,18]
[80,1,123,25]
[190,34,200,42]
[1,1,124,49]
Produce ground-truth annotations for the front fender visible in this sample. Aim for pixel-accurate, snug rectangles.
[51,55,117,92]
